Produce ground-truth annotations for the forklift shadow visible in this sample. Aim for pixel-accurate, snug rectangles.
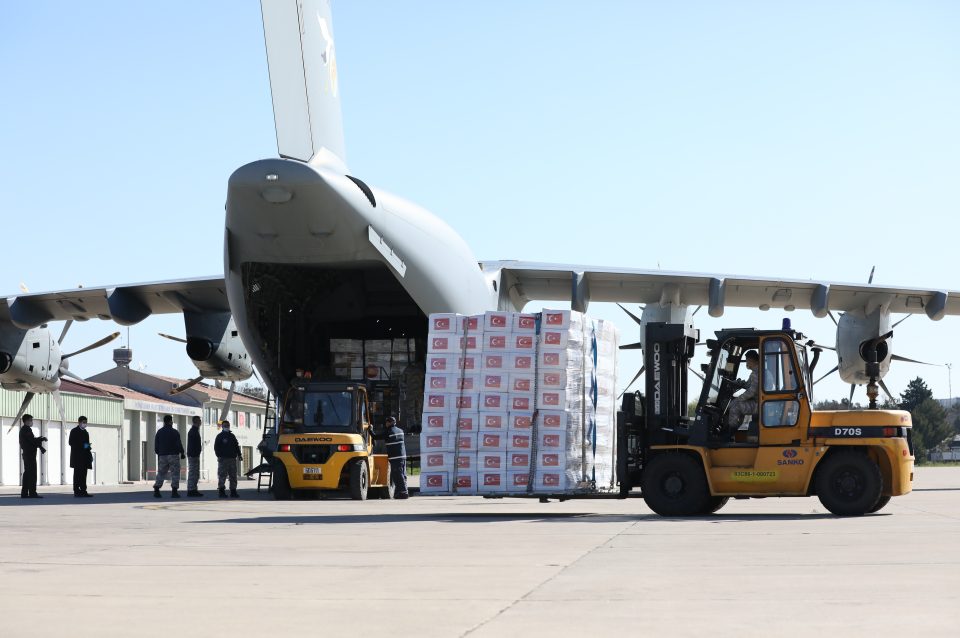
[195,512,654,525]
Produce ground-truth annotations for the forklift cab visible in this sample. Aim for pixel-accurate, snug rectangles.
[695,329,812,447]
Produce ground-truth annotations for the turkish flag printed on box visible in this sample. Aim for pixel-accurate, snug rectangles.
[509,433,532,449]
[423,393,449,412]
[479,452,506,470]
[424,413,450,430]
[485,333,509,350]
[509,412,533,430]
[478,430,507,451]
[484,311,510,331]
[508,451,531,468]
[513,313,537,333]
[460,315,482,332]
[480,411,507,429]
[509,373,533,393]
[428,335,456,353]
[483,374,506,391]
[511,395,533,411]
[429,314,459,333]
[512,334,535,351]
[483,354,506,371]
[510,353,534,371]
[420,471,451,493]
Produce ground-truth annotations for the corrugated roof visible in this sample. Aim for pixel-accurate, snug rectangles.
[60,378,120,398]
[150,374,267,406]
[81,380,186,407]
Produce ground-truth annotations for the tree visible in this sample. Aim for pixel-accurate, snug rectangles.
[900,378,952,461]
[238,383,267,401]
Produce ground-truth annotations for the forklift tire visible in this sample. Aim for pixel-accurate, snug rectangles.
[349,460,369,501]
[272,462,292,501]
[702,496,729,514]
[374,471,396,500]
[641,453,710,517]
[868,495,891,514]
[815,450,882,516]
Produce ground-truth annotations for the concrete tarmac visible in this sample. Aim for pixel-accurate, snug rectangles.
[1,468,958,638]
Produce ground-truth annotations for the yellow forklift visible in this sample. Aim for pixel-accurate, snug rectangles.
[265,380,394,500]
[618,322,914,516]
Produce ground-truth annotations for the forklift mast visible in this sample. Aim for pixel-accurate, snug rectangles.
[643,322,698,446]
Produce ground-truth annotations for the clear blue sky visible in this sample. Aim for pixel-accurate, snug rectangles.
[2,1,959,403]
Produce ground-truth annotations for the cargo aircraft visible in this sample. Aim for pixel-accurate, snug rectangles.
[3,0,959,431]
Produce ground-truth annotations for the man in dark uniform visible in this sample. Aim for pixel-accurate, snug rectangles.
[374,416,409,499]
[186,415,204,497]
[214,420,242,498]
[19,414,46,499]
[153,414,185,498]
[68,416,94,497]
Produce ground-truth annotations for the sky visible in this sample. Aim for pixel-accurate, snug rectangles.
[2,1,959,404]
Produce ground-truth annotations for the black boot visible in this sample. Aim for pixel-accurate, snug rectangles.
[230,489,239,498]
[153,487,161,499]
[218,488,227,498]
[187,490,204,497]
[171,489,181,498]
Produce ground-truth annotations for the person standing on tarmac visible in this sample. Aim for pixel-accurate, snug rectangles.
[19,414,46,499]
[374,416,409,499]
[68,416,94,497]
[186,416,204,497]
[153,415,185,498]
[214,420,242,498]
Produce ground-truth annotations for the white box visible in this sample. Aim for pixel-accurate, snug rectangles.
[483,332,511,351]
[452,393,480,411]
[508,373,534,393]
[481,392,509,411]
[537,451,563,469]
[453,412,480,431]
[534,470,566,492]
[423,392,452,413]
[478,430,508,451]
[422,432,454,452]
[540,410,568,430]
[422,451,455,470]
[508,432,533,450]
[427,334,458,353]
[538,389,567,409]
[481,353,508,372]
[460,314,483,333]
[366,339,392,354]
[513,313,537,333]
[539,329,570,349]
[459,334,482,352]
[459,354,481,372]
[455,452,477,472]
[511,333,536,352]
[479,411,508,430]
[484,311,511,332]
[507,451,531,470]
[508,352,536,372]
[456,432,478,452]
[453,472,478,494]
[482,372,508,392]
[509,394,534,412]
[329,338,363,353]
[508,411,533,431]
[426,354,457,374]
[538,350,566,369]
[538,370,566,389]
[425,373,458,393]
[541,309,578,330]
[478,471,507,493]
[420,470,451,493]
[506,470,531,492]
[423,413,453,430]
[538,430,567,451]
[478,451,507,471]
[429,313,460,333]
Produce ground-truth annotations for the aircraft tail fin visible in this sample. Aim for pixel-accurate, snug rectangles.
[260,0,347,171]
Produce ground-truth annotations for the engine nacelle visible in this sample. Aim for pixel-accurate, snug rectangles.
[0,321,62,393]
[182,312,253,382]
[836,309,892,385]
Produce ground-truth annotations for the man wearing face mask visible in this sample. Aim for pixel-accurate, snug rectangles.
[214,420,242,498]
[19,414,47,499]
[153,414,186,498]
[186,415,204,497]
[69,416,94,497]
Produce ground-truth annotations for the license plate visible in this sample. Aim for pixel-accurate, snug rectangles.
[303,467,321,475]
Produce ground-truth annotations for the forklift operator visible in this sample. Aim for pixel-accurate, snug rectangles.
[727,350,760,432]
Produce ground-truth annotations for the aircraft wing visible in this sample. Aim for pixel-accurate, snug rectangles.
[1,276,228,328]
[483,261,960,320]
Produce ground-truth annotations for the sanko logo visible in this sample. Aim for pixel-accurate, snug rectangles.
[782,449,798,458]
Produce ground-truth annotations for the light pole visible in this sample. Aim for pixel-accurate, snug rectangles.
[947,363,953,408]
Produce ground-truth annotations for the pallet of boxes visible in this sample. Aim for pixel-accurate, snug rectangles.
[419,310,619,497]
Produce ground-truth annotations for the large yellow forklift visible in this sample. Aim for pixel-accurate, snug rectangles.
[265,380,394,500]
[618,322,914,516]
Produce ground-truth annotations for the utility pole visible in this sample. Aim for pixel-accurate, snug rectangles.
[947,363,953,409]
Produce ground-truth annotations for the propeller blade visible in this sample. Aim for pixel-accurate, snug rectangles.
[619,342,644,350]
[848,384,856,409]
[158,332,188,344]
[616,303,643,327]
[878,379,896,404]
[6,392,35,433]
[61,370,86,382]
[810,341,836,352]
[63,332,121,360]
[58,320,74,345]
[617,367,645,399]
[170,376,205,395]
[219,381,237,423]
[868,265,875,284]
[892,314,912,329]
[692,305,702,316]
[814,365,839,386]
[891,354,935,366]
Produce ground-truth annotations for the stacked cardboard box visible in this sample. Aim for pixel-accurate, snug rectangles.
[329,338,417,380]
[419,310,619,496]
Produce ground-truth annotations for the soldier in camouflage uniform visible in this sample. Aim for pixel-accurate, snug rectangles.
[153,415,185,498]
[214,420,242,498]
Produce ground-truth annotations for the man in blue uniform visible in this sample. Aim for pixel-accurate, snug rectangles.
[153,415,185,498]
[186,415,204,497]
[375,416,409,499]
[214,420,242,498]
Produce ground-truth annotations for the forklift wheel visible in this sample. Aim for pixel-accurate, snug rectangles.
[272,463,291,501]
[868,495,891,514]
[814,450,882,516]
[701,496,729,515]
[374,471,396,500]
[641,453,710,516]
[349,460,369,501]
